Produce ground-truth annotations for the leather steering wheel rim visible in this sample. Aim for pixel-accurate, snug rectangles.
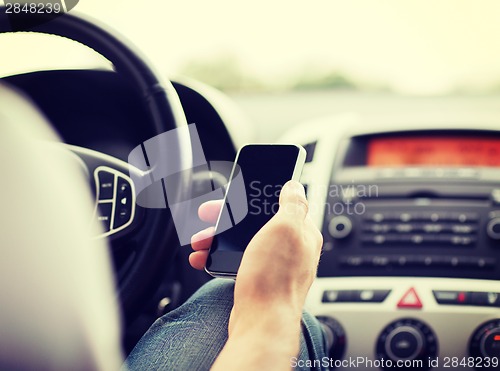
[0,8,192,320]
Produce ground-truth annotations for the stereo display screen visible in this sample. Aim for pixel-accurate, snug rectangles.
[367,137,500,167]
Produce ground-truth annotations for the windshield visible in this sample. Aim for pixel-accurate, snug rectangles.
[2,0,500,96]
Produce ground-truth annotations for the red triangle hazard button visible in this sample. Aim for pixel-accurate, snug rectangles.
[397,288,423,309]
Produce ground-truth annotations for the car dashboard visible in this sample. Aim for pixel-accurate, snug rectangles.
[5,68,499,370]
[280,114,500,370]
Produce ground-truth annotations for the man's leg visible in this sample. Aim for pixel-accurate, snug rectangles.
[125,279,327,370]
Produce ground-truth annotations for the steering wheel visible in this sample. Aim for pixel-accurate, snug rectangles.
[0,9,192,321]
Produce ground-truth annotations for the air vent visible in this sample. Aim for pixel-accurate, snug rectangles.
[303,141,317,163]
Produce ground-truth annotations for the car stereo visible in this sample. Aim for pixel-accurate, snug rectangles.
[318,130,500,280]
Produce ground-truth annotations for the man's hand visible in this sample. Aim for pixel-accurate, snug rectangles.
[190,181,323,370]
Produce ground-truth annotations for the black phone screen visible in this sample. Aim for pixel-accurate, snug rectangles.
[206,144,304,275]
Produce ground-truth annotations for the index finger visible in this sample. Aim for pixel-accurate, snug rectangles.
[198,199,224,224]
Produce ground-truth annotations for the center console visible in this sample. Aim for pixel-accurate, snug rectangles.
[320,131,500,281]
[280,115,500,370]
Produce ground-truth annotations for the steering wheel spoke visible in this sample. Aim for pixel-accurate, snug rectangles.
[66,145,144,240]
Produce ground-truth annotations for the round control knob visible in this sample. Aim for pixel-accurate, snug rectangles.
[386,326,424,360]
[487,218,500,240]
[328,216,352,239]
[376,318,438,371]
[316,316,346,366]
[469,319,500,367]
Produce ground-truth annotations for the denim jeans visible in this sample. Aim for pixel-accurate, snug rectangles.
[125,279,327,370]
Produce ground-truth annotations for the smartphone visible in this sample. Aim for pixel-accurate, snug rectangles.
[205,144,306,278]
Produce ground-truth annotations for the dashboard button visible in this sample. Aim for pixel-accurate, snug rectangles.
[388,326,422,359]
[399,212,413,222]
[328,215,352,239]
[422,223,444,233]
[376,318,437,370]
[420,211,452,222]
[492,189,500,205]
[470,292,500,307]
[400,256,422,266]
[450,212,479,223]
[433,290,469,305]
[322,290,354,303]
[394,223,413,233]
[482,330,500,358]
[339,256,367,267]
[411,234,424,244]
[475,257,496,269]
[365,212,385,222]
[363,223,391,233]
[487,218,500,240]
[370,256,391,266]
[451,235,476,246]
[439,234,477,246]
[357,289,391,303]
[322,289,391,303]
[397,287,423,309]
[458,257,492,268]
[390,256,410,266]
[451,224,477,234]
[428,256,451,267]
[362,234,412,245]
[470,319,500,360]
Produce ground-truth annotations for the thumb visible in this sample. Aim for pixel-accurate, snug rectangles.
[278,180,309,220]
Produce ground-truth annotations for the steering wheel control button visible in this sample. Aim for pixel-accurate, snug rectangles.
[113,177,134,229]
[397,288,423,309]
[118,178,131,196]
[114,208,129,228]
[328,216,352,239]
[376,319,438,371]
[469,319,500,363]
[97,170,115,200]
[97,202,113,232]
[92,167,136,237]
